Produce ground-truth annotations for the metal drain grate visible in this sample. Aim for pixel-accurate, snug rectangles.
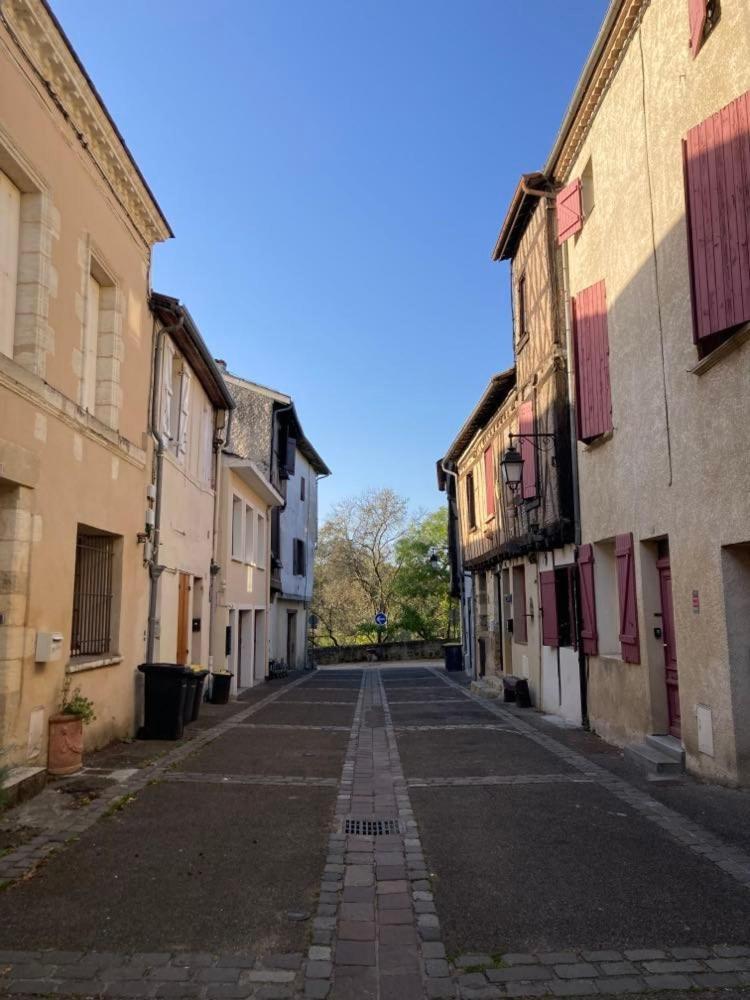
[341,817,401,836]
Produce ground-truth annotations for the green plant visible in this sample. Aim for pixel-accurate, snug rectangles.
[61,684,96,725]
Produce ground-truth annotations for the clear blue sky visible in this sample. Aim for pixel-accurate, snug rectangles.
[56,0,606,519]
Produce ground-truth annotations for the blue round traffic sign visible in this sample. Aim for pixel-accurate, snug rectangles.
[374,612,388,628]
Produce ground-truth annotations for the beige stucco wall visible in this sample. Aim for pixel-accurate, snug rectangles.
[0,5,168,766]
[561,0,750,781]
[212,462,272,691]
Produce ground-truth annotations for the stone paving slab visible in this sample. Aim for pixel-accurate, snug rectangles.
[174,728,348,779]
[397,728,577,779]
[279,691,360,703]
[0,781,335,955]
[250,704,356,728]
[410,781,750,954]
[388,703,495,725]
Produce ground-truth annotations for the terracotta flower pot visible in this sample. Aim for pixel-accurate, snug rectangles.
[48,713,84,776]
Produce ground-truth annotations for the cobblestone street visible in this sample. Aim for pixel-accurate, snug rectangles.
[2,664,750,999]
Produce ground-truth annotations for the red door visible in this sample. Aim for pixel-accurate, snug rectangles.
[657,556,681,738]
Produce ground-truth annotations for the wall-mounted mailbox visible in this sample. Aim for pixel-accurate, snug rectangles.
[35,631,64,663]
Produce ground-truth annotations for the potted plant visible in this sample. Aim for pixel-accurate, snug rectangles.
[209,669,233,705]
[48,682,96,776]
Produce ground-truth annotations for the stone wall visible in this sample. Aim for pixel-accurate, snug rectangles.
[312,639,446,666]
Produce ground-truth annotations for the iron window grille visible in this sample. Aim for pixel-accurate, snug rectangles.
[70,530,114,658]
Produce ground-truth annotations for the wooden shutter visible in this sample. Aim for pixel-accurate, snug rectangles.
[688,0,707,57]
[177,369,191,456]
[684,89,750,342]
[572,280,613,443]
[518,400,537,499]
[0,169,20,359]
[161,341,174,438]
[556,179,583,244]
[483,446,495,517]
[577,543,598,655]
[466,472,476,528]
[539,570,559,647]
[615,533,640,663]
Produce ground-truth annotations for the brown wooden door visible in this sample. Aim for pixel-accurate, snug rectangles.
[176,573,191,665]
[657,557,680,738]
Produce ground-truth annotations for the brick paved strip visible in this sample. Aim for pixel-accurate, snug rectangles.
[430,667,750,892]
[162,773,338,787]
[0,673,314,884]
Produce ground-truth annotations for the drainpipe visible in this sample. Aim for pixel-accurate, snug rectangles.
[145,314,185,664]
[441,459,472,677]
[207,408,229,673]
[560,240,589,727]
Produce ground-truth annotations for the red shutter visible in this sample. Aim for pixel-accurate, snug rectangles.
[577,543,598,656]
[572,280,613,443]
[684,89,750,342]
[518,400,537,499]
[615,533,640,664]
[688,0,707,57]
[539,571,559,647]
[556,179,583,244]
[483,446,495,517]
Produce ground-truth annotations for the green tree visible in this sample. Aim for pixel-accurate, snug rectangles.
[393,509,453,640]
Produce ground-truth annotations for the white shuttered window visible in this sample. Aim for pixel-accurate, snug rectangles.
[176,368,191,458]
[0,170,20,358]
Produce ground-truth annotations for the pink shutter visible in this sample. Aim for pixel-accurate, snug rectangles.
[572,280,613,443]
[577,544,598,656]
[615,533,640,664]
[483,445,495,517]
[684,89,750,342]
[518,400,537,499]
[539,571,559,647]
[688,0,707,57]
[556,179,583,244]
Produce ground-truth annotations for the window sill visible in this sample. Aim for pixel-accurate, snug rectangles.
[689,324,750,376]
[581,430,613,452]
[67,654,123,674]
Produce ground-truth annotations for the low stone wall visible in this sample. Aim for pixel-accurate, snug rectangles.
[311,639,447,667]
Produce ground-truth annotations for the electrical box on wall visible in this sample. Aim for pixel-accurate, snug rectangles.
[35,632,64,663]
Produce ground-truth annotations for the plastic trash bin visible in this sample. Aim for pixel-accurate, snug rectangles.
[189,669,209,722]
[442,642,463,672]
[138,663,191,740]
[210,672,233,704]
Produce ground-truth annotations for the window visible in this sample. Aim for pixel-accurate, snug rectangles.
[82,272,100,413]
[512,564,527,643]
[0,168,20,359]
[483,446,495,518]
[581,157,595,217]
[300,476,306,501]
[517,273,528,347]
[256,513,266,566]
[293,538,306,576]
[231,495,243,560]
[466,472,477,530]
[244,505,255,564]
[518,399,537,499]
[176,367,191,459]
[572,279,613,443]
[556,178,583,244]
[593,539,620,656]
[539,566,575,648]
[71,528,116,658]
[684,88,750,353]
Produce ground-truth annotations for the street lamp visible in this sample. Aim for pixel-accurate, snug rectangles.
[500,443,524,491]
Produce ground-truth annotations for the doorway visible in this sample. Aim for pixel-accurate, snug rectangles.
[494,573,504,672]
[501,567,512,671]
[657,542,680,738]
[238,609,254,689]
[287,610,298,668]
[176,573,191,665]
[254,610,266,683]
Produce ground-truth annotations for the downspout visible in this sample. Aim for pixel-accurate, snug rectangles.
[146,313,185,664]
[207,407,229,673]
[560,239,589,727]
[441,459,472,677]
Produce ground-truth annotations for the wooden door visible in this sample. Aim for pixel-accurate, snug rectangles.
[657,556,681,738]
[176,573,191,665]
